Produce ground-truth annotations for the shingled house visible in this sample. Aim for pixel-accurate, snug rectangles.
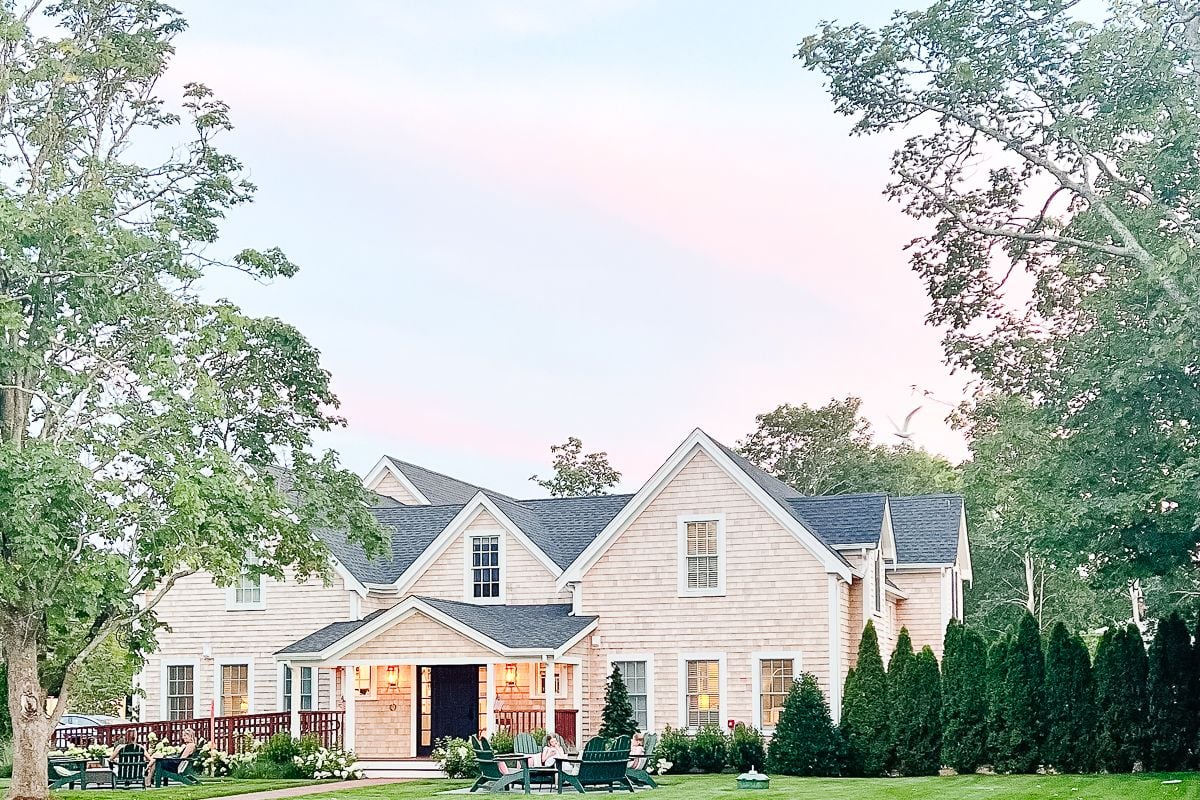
[136,429,971,775]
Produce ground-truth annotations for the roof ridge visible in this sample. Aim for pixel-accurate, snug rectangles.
[787,492,889,501]
[384,456,518,502]
[515,493,637,503]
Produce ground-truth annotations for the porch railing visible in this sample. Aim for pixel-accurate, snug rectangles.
[54,710,343,753]
[495,709,578,745]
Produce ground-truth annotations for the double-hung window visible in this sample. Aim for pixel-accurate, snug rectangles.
[282,665,314,711]
[221,664,250,715]
[471,535,501,600]
[611,660,649,731]
[165,665,195,720]
[226,570,265,611]
[758,658,796,729]
[678,515,725,596]
[684,659,721,728]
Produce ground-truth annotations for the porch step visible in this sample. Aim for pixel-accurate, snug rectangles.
[359,759,446,779]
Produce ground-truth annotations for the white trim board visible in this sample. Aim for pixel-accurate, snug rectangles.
[463,527,507,604]
[159,658,201,722]
[213,656,256,716]
[363,457,431,504]
[676,513,726,598]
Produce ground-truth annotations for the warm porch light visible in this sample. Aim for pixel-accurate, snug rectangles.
[698,694,711,711]
[386,665,399,687]
[354,666,372,694]
[504,663,517,686]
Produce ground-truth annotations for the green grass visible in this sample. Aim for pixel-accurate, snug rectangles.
[298,773,1200,800]
[55,778,317,800]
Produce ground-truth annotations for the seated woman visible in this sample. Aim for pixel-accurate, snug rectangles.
[146,729,197,787]
[628,732,646,769]
[541,735,576,775]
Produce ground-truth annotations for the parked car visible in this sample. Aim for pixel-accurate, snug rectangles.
[57,713,123,730]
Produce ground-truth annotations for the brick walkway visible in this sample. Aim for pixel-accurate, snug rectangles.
[219,778,410,800]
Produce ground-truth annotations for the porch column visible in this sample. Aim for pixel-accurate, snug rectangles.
[485,663,496,736]
[342,666,357,751]
[288,662,301,738]
[543,659,556,734]
[572,663,583,735]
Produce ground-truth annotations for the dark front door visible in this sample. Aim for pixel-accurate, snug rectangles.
[419,665,480,757]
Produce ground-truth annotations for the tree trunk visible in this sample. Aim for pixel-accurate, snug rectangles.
[1023,552,1037,615]
[7,635,51,800]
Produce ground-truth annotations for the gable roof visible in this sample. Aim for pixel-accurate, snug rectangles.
[889,494,963,564]
[784,494,888,547]
[383,456,513,505]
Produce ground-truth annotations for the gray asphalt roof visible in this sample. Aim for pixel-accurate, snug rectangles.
[384,456,516,505]
[508,494,634,569]
[889,495,963,564]
[275,600,595,655]
[319,503,465,584]
[784,494,887,546]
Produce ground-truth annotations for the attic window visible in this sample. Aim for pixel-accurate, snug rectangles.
[678,515,725,597]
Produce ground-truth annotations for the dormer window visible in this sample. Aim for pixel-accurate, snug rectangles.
[467,534,504,602]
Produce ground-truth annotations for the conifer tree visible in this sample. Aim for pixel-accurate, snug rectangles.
[1042,621,1096,773]
[766,672,843,776]
[841,621,891,776]
[941,620,988,774]
[886,627,916,771]
[893,645,943,776]
[1096,625,1149,772]
[999,612,1044,774]
[1147,613,1196,771]
[598,665,639,738]
[985,636,1010,768]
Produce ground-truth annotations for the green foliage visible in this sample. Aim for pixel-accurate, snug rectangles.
[739,397,960,496]
[1095,625,1149,773]
[690,725,727,773]
[655,726,693,774]
[841,621,891,776]
[892,646,942,777]
[0,664,9,739]
[431,737,480,779]
[1146,613,1196,771]
[530,437,621,497]
[598,665,639,738]
[259,733,300,766]
[229,758,303,780]
[766,673,842,777]
[489,730,514,756]
[985,636,1010,768]
[940,620,989,774]
[996,613,1044,774]
[727,723,766,773]
[886,627,915,771]
[1042,622,1096,773]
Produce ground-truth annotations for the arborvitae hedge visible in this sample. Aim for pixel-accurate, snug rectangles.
[892,645,942,776]
[841,620,891,776]
[941,620,988,774]
[997,611,1043,774]
[598,664,638,738]
[1147,613,1196,771]
[1042,621,1096,773]
[1096,625,1149,772]
[985,636,1010,769]
[886,627,915,771]
[766,672,843,776]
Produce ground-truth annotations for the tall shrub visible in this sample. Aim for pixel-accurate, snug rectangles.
[1042,621,1096,773]
[766,673,842,776]
[893,646,942,776]
[941,620,988,774]
[841,621,891,776]
[998,612,1043,774]
[1147,613,1196,771]
[598,665,638,738]
[985,636,1010,768]
[1095,625,1149,772]
[690,725,728,773]
[886,627,915,771]
[727,723,767,773]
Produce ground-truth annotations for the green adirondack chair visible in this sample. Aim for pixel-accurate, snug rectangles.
[469,735,532,794]
[154,753,202,787]
[47,758,88,790]
[556,737,634,794]
[111,744,149,789]
[627,733,658,789]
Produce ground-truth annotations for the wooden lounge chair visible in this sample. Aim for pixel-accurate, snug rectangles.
[154,754,202,787]
[556,737,634,794]
[47,757,88,790]
[111,744,149,789]
[512,733,556,788]
[469,735,532,794]
[627,733,658,789]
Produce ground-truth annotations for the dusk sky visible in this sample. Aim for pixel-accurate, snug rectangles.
[168,0,966,496]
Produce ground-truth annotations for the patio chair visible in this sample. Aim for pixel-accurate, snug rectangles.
[47,757,88,790]
[556,737,634,794]
[469,735,532,794]
[111,744,149,789]
[627,733,658,789]
[513,732,555,788]
[154,754,202,787]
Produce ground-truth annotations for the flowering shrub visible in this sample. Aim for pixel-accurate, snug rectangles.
[200,742,234,777]
[292,746,362,780]
[650,757,674,775]
[432,736,479,779]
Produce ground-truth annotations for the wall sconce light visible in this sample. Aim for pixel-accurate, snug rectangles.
[386,665,399,688]
[354,666,372,695]
[504,663,517,687]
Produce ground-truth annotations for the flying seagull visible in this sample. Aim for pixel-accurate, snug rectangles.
[888,406,923,441]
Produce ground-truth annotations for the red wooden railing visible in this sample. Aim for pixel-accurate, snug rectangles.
[54,711,343,753]
[494,709,578,745]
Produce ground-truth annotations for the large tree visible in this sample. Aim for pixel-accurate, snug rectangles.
[0,3,382,798]
[997,613,1044,774]
[801,0,1200,615]
[530,436,621,497]
[1095,625,1150,772]
[1146,613,1197,771]
[940,620,989,774]
[740,397,959,496]
[892,645,943,777]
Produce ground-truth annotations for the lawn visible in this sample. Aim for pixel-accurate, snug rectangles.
[297,773,1200,800]
[55,778,317,800]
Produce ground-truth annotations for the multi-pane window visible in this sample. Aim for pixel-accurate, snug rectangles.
[874,553,884,614]
[612,661,648,731]
[685,521,720,590]
[228,571,264,610]
[282,665,314,711]
[533,663,565,698]
[472,536,500,599]
[222,664,250,715]
[685,660,720,728]
[166,665,194,721]
[759,659,795,729]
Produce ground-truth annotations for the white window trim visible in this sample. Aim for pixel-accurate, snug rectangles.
[676,514,726,598]
[606,653,654,733]
[277,664,316,712]
[350,665,377,700]
[750,650,803,732]
[529,662,569,700]
[463,530,506,604]
[678,651,727,731]
[214,657,256,715]
[873,549,884,616]
[225,572,266,611]
[160,659,200,722]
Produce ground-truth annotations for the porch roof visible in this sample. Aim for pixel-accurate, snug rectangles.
[275,596,598,658]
